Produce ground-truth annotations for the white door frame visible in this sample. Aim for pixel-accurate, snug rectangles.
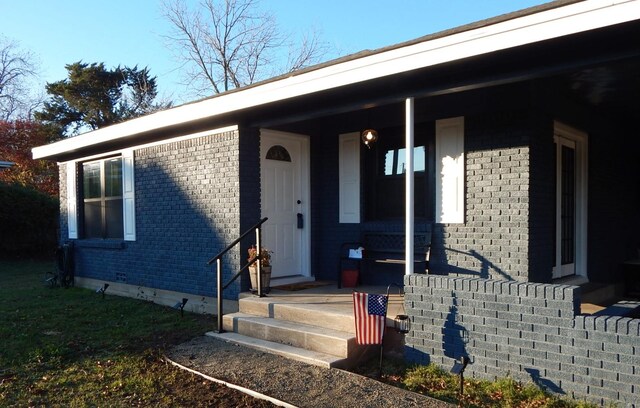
[553,121,588,279]
[260,129,311,279]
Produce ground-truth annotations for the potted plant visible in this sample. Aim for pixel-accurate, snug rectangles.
[248,245,272,293]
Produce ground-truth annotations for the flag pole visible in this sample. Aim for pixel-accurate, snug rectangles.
[378,287,392,378]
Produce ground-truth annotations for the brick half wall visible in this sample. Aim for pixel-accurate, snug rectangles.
[405,275,639,406]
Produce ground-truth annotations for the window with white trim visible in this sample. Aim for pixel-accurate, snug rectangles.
[82,157,124,239]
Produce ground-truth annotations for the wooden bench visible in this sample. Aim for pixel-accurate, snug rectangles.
[622,259,640,298]
[338,231,431,288]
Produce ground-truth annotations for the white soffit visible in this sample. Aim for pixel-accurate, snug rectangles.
[32,0,640,160]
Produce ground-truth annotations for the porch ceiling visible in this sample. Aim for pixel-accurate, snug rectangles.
[556,59,640,118]
[251,19,640,128]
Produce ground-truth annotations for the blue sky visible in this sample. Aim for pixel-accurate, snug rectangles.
[2,0,549,104]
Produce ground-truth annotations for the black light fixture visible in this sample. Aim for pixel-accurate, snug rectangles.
[173,298,189,317]
[450,356,470,395]
[361,129,378,149]
[393,314,411,334]
[386,284,410,334]
[96,283,109,298]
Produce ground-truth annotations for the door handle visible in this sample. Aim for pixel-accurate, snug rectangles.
[297,213,303,229]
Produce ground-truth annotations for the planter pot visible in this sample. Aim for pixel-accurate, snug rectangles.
[341,269,359,288]
[249,265,271,293]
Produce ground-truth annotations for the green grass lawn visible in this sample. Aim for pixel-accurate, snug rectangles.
[1,260,603,407]
[0,259,269,407]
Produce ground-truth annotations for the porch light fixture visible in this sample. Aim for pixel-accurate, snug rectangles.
[393,314,411,334]
[386,284,410,334]
[361,129,378,148]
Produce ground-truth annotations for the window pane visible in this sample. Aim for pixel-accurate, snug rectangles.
[83,162,101,199]
[384,150,395,176]
[83,201,102,238]
[105,198,123,239]
[396,147,426,174]
[414,146,426,172]
[383,146,426,176]
[265,145,292,162]
[105,158,122,197]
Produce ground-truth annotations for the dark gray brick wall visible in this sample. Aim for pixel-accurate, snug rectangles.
[431,112,533,281]
[405,275,640,407]
[527,115,555,283]
[238,127,262,291]
[69,129,244,300]
[529,85,640,284]
[586,120,640,283]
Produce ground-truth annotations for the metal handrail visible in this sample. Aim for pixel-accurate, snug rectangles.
[207,217,269,265]
[207,217,268,333]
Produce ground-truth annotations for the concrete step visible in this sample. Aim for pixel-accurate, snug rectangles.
[205,331,349,369]
[223,312,359,358]
[237,294,356,334]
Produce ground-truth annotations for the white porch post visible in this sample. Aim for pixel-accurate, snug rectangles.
[405,97,415,275]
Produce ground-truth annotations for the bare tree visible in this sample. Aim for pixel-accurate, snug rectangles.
[162,0,327,96]
[0,36,41,120]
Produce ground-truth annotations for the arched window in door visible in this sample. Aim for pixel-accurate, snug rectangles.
[265,145,291,162]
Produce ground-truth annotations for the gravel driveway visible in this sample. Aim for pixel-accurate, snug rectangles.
[167,335,452,408]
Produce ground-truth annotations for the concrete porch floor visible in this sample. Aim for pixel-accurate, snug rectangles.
[547,275,636,315]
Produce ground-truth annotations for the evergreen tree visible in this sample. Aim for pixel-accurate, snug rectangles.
[35,62,171,136]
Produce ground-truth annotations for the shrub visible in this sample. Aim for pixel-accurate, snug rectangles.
[0,182,59,258]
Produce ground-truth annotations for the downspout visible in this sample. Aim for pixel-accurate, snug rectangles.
[405,97,414,275]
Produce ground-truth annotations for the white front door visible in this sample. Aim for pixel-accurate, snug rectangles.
[553,123,588,280]
[260,130,310,279]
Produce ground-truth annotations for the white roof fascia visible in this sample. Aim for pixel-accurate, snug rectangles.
[33,0,640,160]
[56,125,239,165]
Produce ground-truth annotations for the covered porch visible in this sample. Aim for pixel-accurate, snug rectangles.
[250,3,640,291]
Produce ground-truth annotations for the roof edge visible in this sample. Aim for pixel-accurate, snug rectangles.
[33,0,640,160]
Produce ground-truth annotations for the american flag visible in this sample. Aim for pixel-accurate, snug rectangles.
[353,291,388,345]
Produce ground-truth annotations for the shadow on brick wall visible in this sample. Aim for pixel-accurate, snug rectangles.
[434,247,513,280]
[525,367,564,395]
[443,295,470,362]
[73,133,249,300]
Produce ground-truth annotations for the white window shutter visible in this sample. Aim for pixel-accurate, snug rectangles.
[66,161,78,239]
[436,117,465,224]
[122,149,136,241]
[339,132,360,223]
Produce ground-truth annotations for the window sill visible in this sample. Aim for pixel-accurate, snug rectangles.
[74,239,125,250]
